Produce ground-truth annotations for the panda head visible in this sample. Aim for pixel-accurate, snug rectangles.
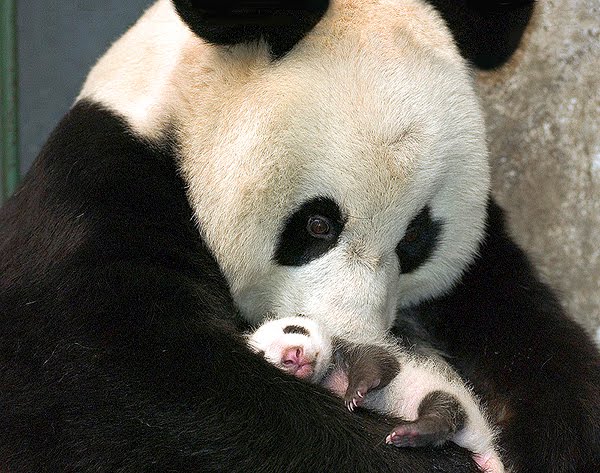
[81,0,532,340]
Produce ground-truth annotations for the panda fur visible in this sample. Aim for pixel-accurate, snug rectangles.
[1,1,599,472]
[248,316,505,473]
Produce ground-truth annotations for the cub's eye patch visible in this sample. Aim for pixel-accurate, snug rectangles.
[274,197,346,266]
[396,206,443,274]
[283,325,310,336]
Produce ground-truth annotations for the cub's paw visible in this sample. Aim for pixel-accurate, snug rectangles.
[344,377,380,412]
[473,452,505,473]
[385,391,463,448]
[248,316,333,383]
[385,419,453,448]
[338,342,400,412]
[386,426,505,473]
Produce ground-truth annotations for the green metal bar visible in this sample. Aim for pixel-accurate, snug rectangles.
[1,0,20,203]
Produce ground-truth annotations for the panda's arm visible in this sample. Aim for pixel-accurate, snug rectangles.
[0,100,479,473]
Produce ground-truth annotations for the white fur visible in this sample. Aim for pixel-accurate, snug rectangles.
[76,0,490,341]
[79,0,192,138]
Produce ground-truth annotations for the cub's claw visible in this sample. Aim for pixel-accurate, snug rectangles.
[344,390,365,412]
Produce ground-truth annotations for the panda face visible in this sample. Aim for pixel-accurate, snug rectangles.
[173,0,489,340]
[80,0,490,340]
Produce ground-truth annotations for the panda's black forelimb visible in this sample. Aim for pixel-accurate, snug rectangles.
[0,100,480,473]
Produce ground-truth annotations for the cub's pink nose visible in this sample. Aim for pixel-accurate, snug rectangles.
[282,347,303,366]
[281,347,314,379]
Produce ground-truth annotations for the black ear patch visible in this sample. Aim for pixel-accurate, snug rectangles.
[396,206,443,274]
[424,0,535,69]
[274,197,345,267]
[172,0,330,59]
[283,325,310,336]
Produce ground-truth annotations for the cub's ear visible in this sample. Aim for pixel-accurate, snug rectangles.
[426,0,536,69]
[171,0,330,58]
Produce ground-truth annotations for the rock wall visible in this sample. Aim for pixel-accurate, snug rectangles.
[477,0,600,338]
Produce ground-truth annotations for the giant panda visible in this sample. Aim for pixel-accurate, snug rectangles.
[1,1,599,472]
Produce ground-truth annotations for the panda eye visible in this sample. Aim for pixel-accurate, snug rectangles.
[307,216,332,238]
[396,206,444,274]
[402,227,418,243]
[274,197,346,267]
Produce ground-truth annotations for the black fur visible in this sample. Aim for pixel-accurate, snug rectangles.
[0,101,479,472]
[172,1,534,66]
[425,0,536,69]
[274,196,345,266]
[398,200,600,472]
[396,205,443,274]
[283,324,311,336]
[172,0,330,59]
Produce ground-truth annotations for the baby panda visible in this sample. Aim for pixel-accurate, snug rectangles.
[249,317,505,473]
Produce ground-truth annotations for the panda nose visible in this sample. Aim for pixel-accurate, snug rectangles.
[281,347,314,379]
[282,347,304,366]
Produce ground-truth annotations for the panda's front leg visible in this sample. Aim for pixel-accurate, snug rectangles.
[333,341,401,411]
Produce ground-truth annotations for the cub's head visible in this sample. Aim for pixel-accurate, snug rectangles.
[248,316,333,383]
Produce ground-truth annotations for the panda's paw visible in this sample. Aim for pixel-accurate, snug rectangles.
[248,316,333,383]
[385,418,454,448]
[344,378,380,412]
[473,451,505,473]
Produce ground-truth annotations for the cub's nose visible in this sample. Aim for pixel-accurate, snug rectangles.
[281,347,314,379]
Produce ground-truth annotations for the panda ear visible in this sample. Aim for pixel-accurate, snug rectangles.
[172,0,330,59]
[426,0,535,69]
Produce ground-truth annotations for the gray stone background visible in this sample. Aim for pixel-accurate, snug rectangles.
[477,0,600,340]
[17,1,600,340]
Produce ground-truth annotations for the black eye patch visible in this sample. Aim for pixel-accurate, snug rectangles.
[282,325,310,336]
[396,206,443,274]
[274,197,345,266]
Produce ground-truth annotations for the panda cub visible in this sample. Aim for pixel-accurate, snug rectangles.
[249,317,505,473]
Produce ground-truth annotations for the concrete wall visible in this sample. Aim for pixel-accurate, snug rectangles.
[477,0,600,339]
[17,0,151,172]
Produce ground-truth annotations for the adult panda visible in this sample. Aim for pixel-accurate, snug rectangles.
[1,1,598,472]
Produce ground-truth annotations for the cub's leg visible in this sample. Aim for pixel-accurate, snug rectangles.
[335,341,400,411]
[364,354,505,473]
[386,390,466,447]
